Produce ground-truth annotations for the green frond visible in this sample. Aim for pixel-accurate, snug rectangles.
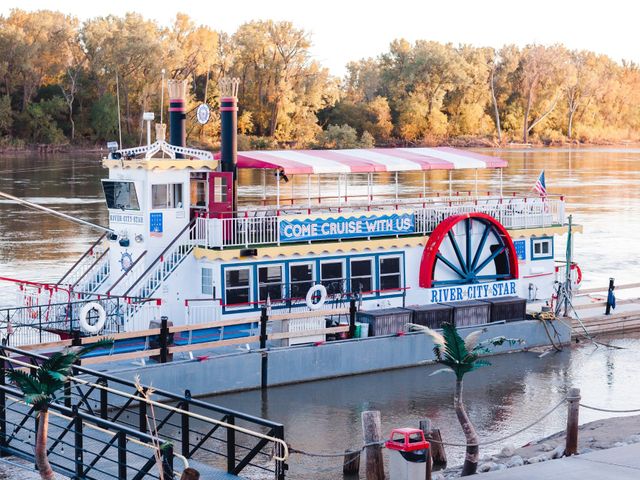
[40,351,76,377]
[73,338,114,358]
[441,323,469,364]
[25,393,49,410]
[7,370,44,396]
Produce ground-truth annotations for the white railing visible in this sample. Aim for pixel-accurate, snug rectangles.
[74,254,110,296]
[62,245,109,289]
[185,300,223,325]
[194,197,565,249]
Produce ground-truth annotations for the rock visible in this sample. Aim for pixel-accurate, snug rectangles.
[578,447,594,455]
[613,442,627,448]
[551,445,565,459]
[432,474,445,480]
[495,463,507,471]
[506,455,524,468]
[538,443,555,452]
[500,443,516,457]
[626,435,640,443]
[526,454,550,464]
[479,454,493,462]
[478,462,497,473]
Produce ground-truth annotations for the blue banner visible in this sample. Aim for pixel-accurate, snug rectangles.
[279,213,415,242]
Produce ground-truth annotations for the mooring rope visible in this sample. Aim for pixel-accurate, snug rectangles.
[579,404,640,414]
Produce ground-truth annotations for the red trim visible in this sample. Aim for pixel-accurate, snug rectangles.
[169,98,185,103]
[419,212,519,288]
[220,97,237,103]
[522,272,554,279]
[169,107,186,112]
[220,106,238,112]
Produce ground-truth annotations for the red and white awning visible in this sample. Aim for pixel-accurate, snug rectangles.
[230,147,507,175]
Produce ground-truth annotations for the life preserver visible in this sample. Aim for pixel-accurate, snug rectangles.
[306,284,327,310]
[555,263,582,289]
[79,302,106,334]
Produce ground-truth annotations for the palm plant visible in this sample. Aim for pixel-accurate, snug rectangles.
[410,322,520,476]
[6,340,113,480]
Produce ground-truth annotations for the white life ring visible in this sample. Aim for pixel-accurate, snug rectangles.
[306,284,327,310]
[79,302,106,334]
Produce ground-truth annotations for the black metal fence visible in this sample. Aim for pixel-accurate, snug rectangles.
[0,345,288,479]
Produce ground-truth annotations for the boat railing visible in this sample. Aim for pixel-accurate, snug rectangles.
[195,196,565,249]
[56,233,108,286]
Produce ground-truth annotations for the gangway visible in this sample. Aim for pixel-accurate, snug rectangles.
[0,344,288,479]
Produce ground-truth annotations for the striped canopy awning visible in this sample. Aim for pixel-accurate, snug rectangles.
[228,147,507,175]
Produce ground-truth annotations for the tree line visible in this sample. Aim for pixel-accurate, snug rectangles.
[1,9,639,149]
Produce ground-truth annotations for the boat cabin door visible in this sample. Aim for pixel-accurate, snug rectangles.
[208,172,234,218]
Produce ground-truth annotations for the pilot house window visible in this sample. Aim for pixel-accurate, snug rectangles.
[152,183,183,209]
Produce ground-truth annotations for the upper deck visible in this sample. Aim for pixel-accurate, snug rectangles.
[193,193,566,249]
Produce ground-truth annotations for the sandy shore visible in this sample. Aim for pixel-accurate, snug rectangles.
[434,414,640,478]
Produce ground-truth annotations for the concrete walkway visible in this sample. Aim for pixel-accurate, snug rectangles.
[480,443,640,479]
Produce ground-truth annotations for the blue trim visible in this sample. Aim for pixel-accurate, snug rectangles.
[220,251,405,314]
[530,236,554,261]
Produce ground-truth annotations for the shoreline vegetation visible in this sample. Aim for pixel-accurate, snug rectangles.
[1,10,640,154]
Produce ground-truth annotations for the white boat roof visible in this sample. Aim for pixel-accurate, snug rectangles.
[229,147,507,175]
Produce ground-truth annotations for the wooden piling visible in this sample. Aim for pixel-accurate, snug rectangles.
[343,449,360,477]
[420,418,447,470]
[362,410,384,480]
[419,420,432,480]
[565,387,581,456]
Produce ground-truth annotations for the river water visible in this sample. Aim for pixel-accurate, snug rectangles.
[1,147,639,477]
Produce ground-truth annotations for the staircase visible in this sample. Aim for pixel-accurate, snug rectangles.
[121,222,196,327]
[55,233,111,299]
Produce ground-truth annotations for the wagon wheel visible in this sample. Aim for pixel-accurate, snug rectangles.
[419,212,518,288]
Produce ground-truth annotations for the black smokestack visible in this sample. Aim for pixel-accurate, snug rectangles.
[220,78,239,214]
[168,80,187,158]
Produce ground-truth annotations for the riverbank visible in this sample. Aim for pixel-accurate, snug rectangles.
[2,137,639,156]
[434,414,640,478]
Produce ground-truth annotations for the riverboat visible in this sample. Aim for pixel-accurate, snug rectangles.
[1,79,580,351]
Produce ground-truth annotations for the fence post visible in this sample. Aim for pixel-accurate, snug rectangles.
[139,388,148,434]
[260,307,268,390]
[226,414,236,474]
[99,377,108,420]
[349,299,357,338]
[362,410,384,480]
[274,424,287,480]
[159,316,169,363]
[181,390,191,459]
[73,406,84,479]
[565,387,581,456]
[162,442,174,480]
[0,354,7,457]
[605,278,615,315]
[117,431,127,479]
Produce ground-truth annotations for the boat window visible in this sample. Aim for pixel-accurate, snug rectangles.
[531,237,553,260]
[350,258,373,294]
[379,256,402,291]
[290,263,314,300]
[258,265,284,302]
[201,267,214,296]
[152,183,184,209]
[101,181,140,210]
[321,261,344,295]
[224,267,251,306]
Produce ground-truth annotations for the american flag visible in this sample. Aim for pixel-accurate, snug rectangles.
[534,170,547,196]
